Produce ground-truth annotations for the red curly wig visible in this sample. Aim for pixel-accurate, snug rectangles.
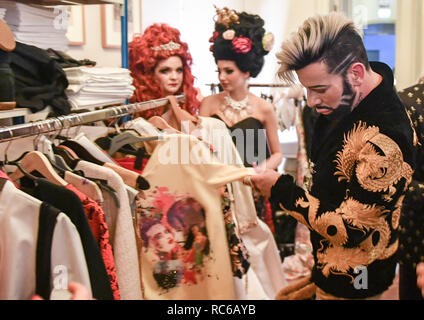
[129,23,200,119]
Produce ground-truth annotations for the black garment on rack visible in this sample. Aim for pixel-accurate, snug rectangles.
[9,42,71,115]
[35,202,61,300]
[46,49,96,69]
[21,177,114,300]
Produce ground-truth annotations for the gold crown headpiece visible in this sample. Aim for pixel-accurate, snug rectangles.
[214,5,239,28]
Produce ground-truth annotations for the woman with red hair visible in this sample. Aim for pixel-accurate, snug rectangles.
[129,24,201,119]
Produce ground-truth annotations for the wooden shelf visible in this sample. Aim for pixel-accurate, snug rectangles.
[14,0,123,6]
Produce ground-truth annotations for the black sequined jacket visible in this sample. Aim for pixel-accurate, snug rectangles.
[270,62,416,299]
[397,81,424,269]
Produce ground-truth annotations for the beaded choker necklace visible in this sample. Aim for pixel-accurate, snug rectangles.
[220,93,253,126]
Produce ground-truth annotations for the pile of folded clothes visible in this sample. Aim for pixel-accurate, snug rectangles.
[65,66,135,110]
[0,0,69,52]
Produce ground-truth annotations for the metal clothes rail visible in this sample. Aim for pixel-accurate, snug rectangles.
[207,83,292,94]
[0,95,185,142]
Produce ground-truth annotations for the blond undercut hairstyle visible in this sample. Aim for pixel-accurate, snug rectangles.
[276,12,370,84]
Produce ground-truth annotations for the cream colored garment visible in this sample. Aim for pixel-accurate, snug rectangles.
[197,116,287,299]
[103,162,140,190]
[195,117,258,230]
[73,133,116,164]
[122,117,162,136]
[64,171,104,205]
[74,161,142,300]
[0,180,91,300]
[140,133,251,300]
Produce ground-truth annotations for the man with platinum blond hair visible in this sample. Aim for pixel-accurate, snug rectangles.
[251,12,416,300]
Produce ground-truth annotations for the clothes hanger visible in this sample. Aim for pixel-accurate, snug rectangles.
[0,158,38,182]
[0,130,38,182]
[47,119,77,173]
[148,95,199,132]
[95,132,140,156]
[107,131,161,156]
[8,151,68,187]
[148,116,177,132]
[7,125,65,183]
[60,139,105,166]
[160,95,199,133]
[55,114,109,166]
[53,145,80,169]
[54,154,74,172]
[44,153,67,177]
[94,111,160,156]
[123,116,162,136]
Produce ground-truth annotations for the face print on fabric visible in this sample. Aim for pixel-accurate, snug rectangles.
[136,187,212,292]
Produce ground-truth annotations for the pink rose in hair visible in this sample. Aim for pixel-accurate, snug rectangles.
[232,37,252,54]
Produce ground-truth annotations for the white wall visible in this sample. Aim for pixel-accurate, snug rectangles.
[395,0,424,89]
[66,0,423,91]
[67,5,122,68]
[141,0,245,96]
[67,0,333,96]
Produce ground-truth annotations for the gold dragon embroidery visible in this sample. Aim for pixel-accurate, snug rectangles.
[287,193,398,281]
[280,120,414,281]
[334,121,413,202]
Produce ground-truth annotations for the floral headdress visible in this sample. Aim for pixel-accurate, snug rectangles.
[210,5,274,54]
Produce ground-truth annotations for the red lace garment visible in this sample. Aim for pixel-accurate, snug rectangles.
[66,184,120,300]
[114,157,149,174]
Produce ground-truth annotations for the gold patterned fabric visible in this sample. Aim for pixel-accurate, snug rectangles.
[270,62,416,299]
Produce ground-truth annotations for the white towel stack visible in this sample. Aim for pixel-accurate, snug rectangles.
[0,0,69,51]
[65,66,136,110]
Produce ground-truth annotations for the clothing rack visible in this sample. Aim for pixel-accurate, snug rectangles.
[0,95,185,142]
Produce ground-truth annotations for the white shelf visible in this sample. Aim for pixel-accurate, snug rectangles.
[0,108,30,119]
[0,107,52,121]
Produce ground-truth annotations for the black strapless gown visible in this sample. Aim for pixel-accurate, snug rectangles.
[211,115,271,168]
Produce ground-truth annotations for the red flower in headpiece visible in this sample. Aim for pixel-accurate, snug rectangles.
[232,37,251,54]
[209,31,219,43]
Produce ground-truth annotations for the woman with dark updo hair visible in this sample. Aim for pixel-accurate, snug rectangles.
[199,7,282,231]
[199,7,282,172]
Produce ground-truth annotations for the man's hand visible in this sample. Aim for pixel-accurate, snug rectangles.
[250,168,282,199]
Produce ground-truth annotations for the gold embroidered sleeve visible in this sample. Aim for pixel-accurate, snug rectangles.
[335,121,413,202]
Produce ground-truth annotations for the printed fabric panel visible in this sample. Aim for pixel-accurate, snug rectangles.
[135,187,214,295]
